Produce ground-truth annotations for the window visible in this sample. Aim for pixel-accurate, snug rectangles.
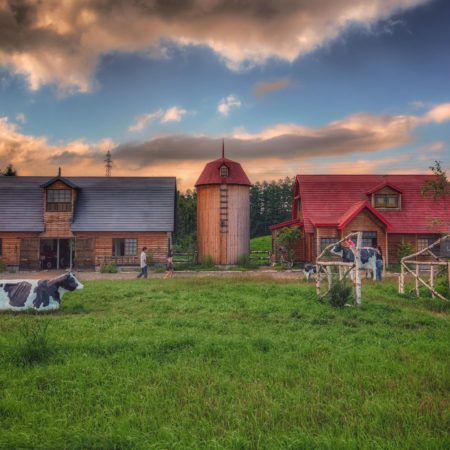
[47,189,72,212]
[362,231,377,248]
[220,165,229,177]
[113,238,137,256]
[320,238,337,251]
[417,237,435,251]
[374,194,399,208]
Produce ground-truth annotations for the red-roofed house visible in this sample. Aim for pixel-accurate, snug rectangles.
[271,175,450,265]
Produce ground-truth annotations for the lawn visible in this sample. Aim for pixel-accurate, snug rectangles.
[250,235,272,252]
[0,278,449,449]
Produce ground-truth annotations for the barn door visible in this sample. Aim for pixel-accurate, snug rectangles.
[74,238,95,270]
[19,238,40,270]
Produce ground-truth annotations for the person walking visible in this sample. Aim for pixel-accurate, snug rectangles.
[164,249,174,279]
[137,246,148,279]
[376,245,383,281]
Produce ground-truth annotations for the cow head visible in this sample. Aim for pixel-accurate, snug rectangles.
[331,243,355,263]
[50,272,84,292]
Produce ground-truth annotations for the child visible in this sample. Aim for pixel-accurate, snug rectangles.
[164,249,174,279]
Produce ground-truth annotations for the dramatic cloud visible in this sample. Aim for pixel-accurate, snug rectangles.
[217,95,241,116]
[1,103,449,189]
[253,78,290,97]
[129,106,187,132]
[0,0,430,92]
[161,106,187,123]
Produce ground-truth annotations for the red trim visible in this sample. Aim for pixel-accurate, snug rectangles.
[338,201,392,231]
[270,219,303,231]
[366,181,403,195]
[314,222,338,227]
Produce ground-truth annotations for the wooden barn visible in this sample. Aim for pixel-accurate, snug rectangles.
[271,175,450,265]
[0,174,176,271]
[195,149,251,265]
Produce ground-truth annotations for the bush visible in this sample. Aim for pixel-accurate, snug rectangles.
[100,262,118,273]
[327,277,353,308]
[436,267,449,298]
[276,226,302,268]
[200,255,216,270]
[238,253,252,268]
[0,259,7,273]
[397,240,414,260]
[13,319,53,366]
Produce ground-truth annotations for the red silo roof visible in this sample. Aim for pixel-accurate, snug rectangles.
[195,157,251,187]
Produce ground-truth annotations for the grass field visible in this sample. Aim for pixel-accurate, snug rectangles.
[1,278,449,449]
[250,235,272,252]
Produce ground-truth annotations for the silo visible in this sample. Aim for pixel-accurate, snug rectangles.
[195,145,251,265]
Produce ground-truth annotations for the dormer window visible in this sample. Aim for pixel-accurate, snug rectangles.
[374,194,399,209]
[220,165,229,177]
[47,189,72,212]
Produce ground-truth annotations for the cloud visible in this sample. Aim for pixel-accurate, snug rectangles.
[0,0,431,93]
[128,110,164,132]
[15,113,26,124]
[161,106,187,123]
[1,102,449,189]
[253,78,290,97]
[129,106,187,132]
[217,95,241,116]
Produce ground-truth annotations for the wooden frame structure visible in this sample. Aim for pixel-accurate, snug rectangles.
[399,234,450,302]
[315,231,363,306]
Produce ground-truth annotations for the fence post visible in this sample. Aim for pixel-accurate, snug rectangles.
[399,263,405,294]
[355,232,362,306]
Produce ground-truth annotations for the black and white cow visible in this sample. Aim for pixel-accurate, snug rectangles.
[0,272,83,311]
[330,244,379,280]
[303,264,326,281]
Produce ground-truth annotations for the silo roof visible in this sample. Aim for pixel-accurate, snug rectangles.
[195,157,251,187]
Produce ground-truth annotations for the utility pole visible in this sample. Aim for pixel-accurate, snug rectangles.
[105,150,112,177]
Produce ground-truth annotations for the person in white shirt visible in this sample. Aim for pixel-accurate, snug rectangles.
[137,247,148,279]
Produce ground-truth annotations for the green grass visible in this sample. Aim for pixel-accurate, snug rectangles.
[1,278,449,449]
[250,235,272,252]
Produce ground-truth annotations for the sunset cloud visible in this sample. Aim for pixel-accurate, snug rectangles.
[0,0,430,93]
[1,102,449,189]
[253,79,291,97]
[218,95,241,116]
[128,106,187,132]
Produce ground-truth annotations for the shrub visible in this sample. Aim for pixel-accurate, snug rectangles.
[276,226,302,268]
[397,240,414,260]
[0,259,7,273]
[238,253,252,268]
[436,267,449,298]
[327,277,353,308]
[100,262,118,273]
[201,255,215,269]
[13,319,53,366]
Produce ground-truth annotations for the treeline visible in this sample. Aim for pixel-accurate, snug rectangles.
[174,177,294,250]
[0,164,17,176]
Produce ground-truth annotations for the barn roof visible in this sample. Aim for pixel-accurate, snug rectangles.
[195,157,251,187]
[0,176,176,232]
[295,174,450,234]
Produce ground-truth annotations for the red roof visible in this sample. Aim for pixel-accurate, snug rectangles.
[294,175,449,234]
[270,219,303,231]
[195,157,251,187]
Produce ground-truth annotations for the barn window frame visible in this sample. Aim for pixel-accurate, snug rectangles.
[46,189,72,212]
[220,165,229,177]
[374,193,399,209]
[112,238,137,256]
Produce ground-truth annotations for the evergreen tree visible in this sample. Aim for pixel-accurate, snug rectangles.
[0,164,17,176]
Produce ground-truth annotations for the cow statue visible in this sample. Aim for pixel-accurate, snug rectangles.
[330,243,379,280]
[303,264,325,281]
[0,272,83,311]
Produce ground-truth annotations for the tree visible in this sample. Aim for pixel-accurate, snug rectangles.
[174,189,197,251]
[421,160,450,231]
[0,164,17,176]
[276,226,302,268]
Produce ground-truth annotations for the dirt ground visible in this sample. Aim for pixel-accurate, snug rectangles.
[0,268,400,282]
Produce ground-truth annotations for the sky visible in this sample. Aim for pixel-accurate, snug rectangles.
[0,0,449,190]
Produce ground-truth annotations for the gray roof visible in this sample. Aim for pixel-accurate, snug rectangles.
[0,177,176,232]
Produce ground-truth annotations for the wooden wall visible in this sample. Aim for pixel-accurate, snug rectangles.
[0,232,39,266]
[75,231,170,266]
[197,185,250,265]
[42,180,76,238]
[387,233,440,264]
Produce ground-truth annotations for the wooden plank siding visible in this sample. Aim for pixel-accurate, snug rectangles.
[75,232,170,267]
[0,232,40,266]
[197,185,250,265]
[41,180,76,238]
